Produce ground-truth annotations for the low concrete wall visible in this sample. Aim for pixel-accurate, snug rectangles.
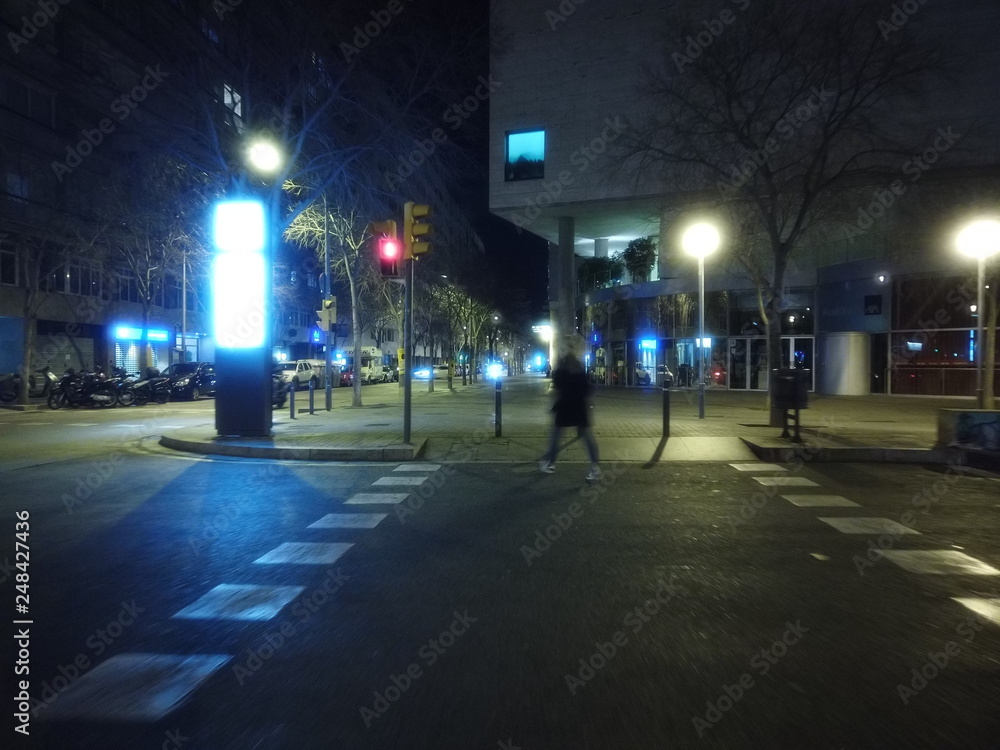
[937,409,1000,451]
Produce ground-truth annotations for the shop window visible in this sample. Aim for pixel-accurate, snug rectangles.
[118,269,139,303]
[67,258,101,297]
[505,129,545,181]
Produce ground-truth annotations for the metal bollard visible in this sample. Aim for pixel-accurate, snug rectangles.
[289,382,296,419]
[662,379,671,438]
[495,379,502,437]
[308,379,315,415]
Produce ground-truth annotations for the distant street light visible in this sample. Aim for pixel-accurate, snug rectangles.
[682,222,721,419]
[957,219,1000,408]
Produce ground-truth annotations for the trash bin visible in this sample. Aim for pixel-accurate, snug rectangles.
[772,368,810,410]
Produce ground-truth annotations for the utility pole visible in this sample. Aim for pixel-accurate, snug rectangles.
[403,254,413,443]
[323,193,333,411]
[181,248,187,362]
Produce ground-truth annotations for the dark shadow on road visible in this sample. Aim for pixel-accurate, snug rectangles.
[643,437,669,468]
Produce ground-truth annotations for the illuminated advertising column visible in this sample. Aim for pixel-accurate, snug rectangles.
[213,200,272,436]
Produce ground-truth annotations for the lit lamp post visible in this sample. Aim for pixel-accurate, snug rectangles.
[956,219,1000,409]
[682,222,721,420]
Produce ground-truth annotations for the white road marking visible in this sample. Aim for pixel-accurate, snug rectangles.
[309,513,387,529]
[345,493,410,505]
[730,463,788,472]
[818,517,920,535]
[373,476,428,486]
[952,598,1000,627]
[878,550,1000,575]
[393,463,442,472]
[39,653,231,722]
[782,495,859,507]
[67,423,99,427]
[753,476,819,487]
[253,542,353,565]
[15,422,53,426]
[172,584,305,620]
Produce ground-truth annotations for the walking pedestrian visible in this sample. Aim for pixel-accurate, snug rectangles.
[539,347,601,481]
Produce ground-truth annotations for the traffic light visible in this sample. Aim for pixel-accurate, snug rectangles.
[368,219,401,277]
[378,236,401,277]
[403,201,432,257]
[316,297,336,330]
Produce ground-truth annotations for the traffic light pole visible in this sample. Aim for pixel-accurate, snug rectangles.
[403,256,414,444]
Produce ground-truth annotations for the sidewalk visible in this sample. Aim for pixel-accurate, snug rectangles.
[159,375,991,467]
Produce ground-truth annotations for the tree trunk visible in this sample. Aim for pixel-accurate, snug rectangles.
[350,278,363,408]
[766,250,789,427]
[18,298,37,405]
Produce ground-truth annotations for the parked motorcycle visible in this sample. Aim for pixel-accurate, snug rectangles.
[131,367,171,406]
[0,366,59,402]
[104,368,139,407]
[47,369,117,409]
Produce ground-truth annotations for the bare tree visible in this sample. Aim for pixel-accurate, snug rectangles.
[625,0,939,422]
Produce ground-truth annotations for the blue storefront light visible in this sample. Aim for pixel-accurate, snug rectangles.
[115,326,169,342]
[640,339,657,350]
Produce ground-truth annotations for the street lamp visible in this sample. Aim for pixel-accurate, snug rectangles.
[682,222,721,419]
[956,218,1000,408]
[247,140,282,174]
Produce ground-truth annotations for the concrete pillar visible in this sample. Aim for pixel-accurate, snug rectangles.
[594,238,609,259]
[657,212,671,280]
[556,216,576,358]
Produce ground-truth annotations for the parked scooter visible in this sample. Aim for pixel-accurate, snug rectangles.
[104,367,139,407]
[0,366,59,402]
[47,369,117,409]
[131,367,171,406]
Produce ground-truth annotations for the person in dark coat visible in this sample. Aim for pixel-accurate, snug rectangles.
[540,353,601,480]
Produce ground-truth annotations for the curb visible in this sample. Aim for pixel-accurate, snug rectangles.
[741,438,952,465]
[1,403,50,411]
[159,434,427,462]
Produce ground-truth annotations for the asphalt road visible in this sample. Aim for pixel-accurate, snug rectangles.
[2,407,1000,749]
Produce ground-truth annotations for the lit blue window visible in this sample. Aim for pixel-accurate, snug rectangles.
[505,129,545,181]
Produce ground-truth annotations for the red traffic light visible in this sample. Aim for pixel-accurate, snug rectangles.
[379,238,400,259]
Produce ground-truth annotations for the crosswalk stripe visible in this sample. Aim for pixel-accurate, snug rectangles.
[39,653,231,722]
[818,517,920,535]
[345,493,409,505]
[730,463,788,472]
[877,550,1000,575]
[373,476,428,486]
[753,476,818,487]
[952,598,1000,627]
[253,542,353,565]
[309,513,387,529]
[781,495,858,507]
[172,583,305,620]
[393,463,442,472]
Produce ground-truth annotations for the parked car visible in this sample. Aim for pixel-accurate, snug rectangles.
[340,368,354,387]
[275,360,320,388]
[635,362,653,385]
[380,365,398,383]
[164,362,217,400]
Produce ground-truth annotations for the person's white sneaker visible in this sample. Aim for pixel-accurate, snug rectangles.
[539,460,555,474]
[586,465,602,482]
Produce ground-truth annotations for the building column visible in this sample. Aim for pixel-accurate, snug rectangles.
[657,211,671,280]
[556,216,576,359]
[594,238,609,259]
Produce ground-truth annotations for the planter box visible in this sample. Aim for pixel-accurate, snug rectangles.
[937,409,1000,451]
